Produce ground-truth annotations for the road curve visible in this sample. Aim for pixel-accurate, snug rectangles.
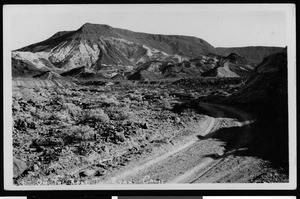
[105,102,255,184]
[169,102,255,183]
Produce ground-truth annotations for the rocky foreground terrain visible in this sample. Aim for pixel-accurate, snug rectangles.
[12,50,288,184]
[11,23,289,185]
[12,80,288,185]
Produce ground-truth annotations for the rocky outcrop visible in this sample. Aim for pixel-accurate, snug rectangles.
[13,158,28,178]
[12,23,213,75]
[230,48,287,106]
[33,71,62,80]
[216,46,283,64]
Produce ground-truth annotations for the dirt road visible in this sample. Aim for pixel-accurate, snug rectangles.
[101,102,272,184]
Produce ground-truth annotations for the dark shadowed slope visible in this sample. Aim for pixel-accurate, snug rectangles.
[201,53,254,78]
[60,66,107,80]
[12,57,50,78]
[230,47,287,105]
[128,52,256,80]
[216,46,283,65]
[33,71,62,80]
[228,48,289,170]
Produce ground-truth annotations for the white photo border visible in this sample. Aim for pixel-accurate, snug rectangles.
[3,3,297,190]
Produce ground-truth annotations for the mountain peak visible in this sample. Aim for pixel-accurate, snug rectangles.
[78,23,111,34]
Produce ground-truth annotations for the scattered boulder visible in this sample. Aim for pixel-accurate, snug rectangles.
[33,163,40,171]
[13,158,28,178]
[79,169,95,177]
[139,122,149,129]
[14,119,27,130]
[100,146,110,154]
[94,169,106,176]
[174,117,181,124]
[27,121,36,129]
[115,131,126,142]
[216,147,225,156]
[12,101,21,112]
[196,135,206,140]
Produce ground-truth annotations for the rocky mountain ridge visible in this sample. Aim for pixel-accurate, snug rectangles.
[12,23,283,79]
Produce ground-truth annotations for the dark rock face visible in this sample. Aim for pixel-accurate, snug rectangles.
[128,53,255,80]
[33,71,62,80]
[228,48,289,171]
[12,57,49,78]
[216,46,283,65]
[230,48,287,106]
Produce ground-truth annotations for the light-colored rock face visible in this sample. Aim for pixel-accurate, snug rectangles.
[147,62,163,73]
[12,36,187,73]
[12,51,51,69]
[13,41,101,71]
[13,158,28,178]
[48,41,70,63]
[100,36,186,64]
[48,41,101,69]
[216,62,239,78]
[102,36,134,45]
[143,45,168,57]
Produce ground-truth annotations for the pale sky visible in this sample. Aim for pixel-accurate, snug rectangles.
[3,4,293,50]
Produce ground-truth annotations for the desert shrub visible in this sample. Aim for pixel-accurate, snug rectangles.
[39,147,60,163]
[142,101,149,106]
[32,136,64,147]
[69,90,82,97]
[45,162,63,175]
[161,99,172,110]
[63,88,72,96]
[122,97,131,104]
[128,93,143,102]
[12,92,23,100]
[109,106,132,121]
[62,125,96,144]
[13,113,36,130]
[162,91,170,98]
[51,95,65,105]
[63,103,82,119]
[74,142,92,156]
[82,108,110,123]
[12,101,21,112]
[51,110,71,122]
[98,94,119,106]
[114,131,126,142]
[36,111,53,120]
[14,118,27,130]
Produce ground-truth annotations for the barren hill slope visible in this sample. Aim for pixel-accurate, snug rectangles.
[12,23,284,79]
[216,46,283,64]
[228,48,289,171]
[13,23,214,72]
[230,48,287,105]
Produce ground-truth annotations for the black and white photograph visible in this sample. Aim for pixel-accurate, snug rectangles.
[3,4,296,190]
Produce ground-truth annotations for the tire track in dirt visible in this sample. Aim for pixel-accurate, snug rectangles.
[106,102,247,184]
[174,103,255,183]
[107,107,220,184]
[103,102,255,184]
[167,102,232,184]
